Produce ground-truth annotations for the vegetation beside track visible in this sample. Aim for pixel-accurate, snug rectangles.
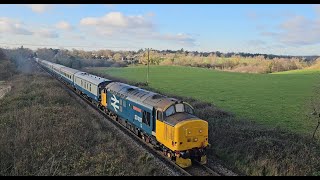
[0,61,173,176]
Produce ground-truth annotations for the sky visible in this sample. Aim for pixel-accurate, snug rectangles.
[0,4,320,56]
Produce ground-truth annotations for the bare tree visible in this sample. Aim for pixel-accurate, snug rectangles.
[308,95,320,139]
[309,108,320,139]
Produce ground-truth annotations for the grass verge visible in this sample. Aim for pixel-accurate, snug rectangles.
[0,69,173,176]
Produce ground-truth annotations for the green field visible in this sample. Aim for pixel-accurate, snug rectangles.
[92,65,320,134]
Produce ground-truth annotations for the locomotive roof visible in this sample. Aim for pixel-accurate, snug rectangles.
[74,72,112,86]
[106,82,179,111]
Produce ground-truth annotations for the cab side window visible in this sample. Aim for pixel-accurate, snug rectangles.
[142,111,151,126]
[157,110,163,121]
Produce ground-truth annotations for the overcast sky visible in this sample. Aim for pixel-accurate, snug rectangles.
[0,4,319,56]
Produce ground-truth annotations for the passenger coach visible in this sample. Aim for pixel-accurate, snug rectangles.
[74,72,112,104]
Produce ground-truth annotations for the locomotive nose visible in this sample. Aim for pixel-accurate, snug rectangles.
[174,119,209,151]
[174,119,209,167]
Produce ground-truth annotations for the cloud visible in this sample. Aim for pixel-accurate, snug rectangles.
[0,17,33,35]
[156,33,196,46]
[25,4,53,13]
[280,15,308,30]
[279,16,320,45]
[265,15,320,46]
[80,11,197,47]
[0,17,61,39]
[55,21,73,31]
[252,6,320,46]
[80,12,154,32]
[36,29,59,38]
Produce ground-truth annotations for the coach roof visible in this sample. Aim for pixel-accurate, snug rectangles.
[60,66,81,74]
[75,72,112,86]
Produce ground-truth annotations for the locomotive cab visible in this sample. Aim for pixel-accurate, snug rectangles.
[155,102,208,168]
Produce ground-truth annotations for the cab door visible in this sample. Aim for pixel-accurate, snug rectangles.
[155,110,165,140]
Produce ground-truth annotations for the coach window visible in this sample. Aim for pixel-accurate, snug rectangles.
[90,84,92,92]
[142,111,151,126]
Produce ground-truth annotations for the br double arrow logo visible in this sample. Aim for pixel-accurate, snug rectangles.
[111,94,120,112]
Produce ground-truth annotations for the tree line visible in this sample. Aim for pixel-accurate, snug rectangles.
[1,47,319,73]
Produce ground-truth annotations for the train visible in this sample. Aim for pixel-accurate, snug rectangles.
[35,58,209,168]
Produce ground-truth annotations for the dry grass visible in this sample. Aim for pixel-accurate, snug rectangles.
[0,66,172,175]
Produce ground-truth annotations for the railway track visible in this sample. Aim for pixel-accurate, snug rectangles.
[34,61,230,176]
[185,161,220,176]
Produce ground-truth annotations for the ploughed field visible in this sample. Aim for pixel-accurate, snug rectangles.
[91,65,320,134]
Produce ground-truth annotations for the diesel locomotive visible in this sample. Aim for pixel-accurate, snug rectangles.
[36,58,209,168]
